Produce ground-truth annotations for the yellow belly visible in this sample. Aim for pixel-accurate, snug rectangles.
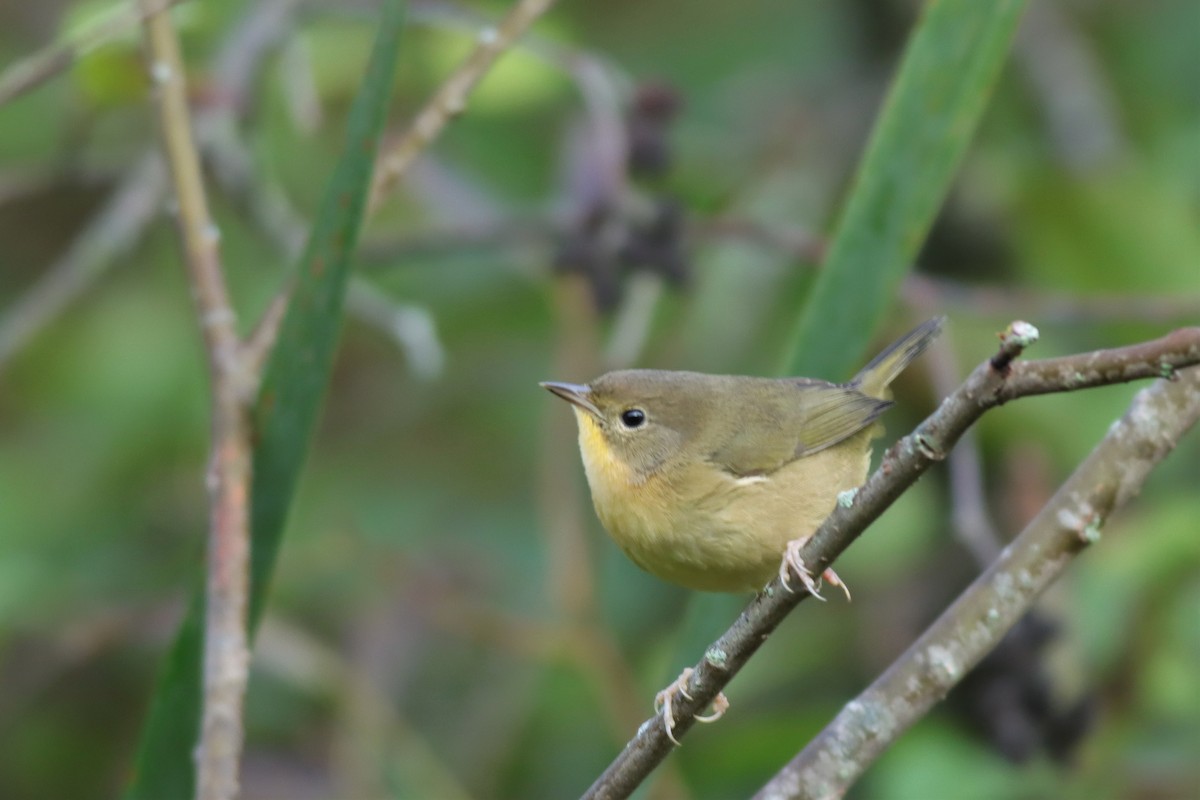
[575,411,873,592]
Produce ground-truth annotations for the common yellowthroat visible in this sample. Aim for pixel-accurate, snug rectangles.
[542,317,943,596]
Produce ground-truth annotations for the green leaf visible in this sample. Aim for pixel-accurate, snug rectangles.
[780,0,1029,380]
[123,3,406,797]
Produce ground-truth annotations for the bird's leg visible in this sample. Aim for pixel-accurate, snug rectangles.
[780,540,852,601]
[653,667,730,745]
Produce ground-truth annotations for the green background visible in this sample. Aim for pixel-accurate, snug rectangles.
[0,0,1197,798]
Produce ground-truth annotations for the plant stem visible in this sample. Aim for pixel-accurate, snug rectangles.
[755,363,1200,799]
[141,3,253,798]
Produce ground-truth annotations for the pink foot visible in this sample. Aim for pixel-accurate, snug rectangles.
[780,540,851,601]
[653,667,730,745]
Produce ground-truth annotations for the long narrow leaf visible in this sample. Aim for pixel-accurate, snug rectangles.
[781,0,1028,379]
[124,3,406,797]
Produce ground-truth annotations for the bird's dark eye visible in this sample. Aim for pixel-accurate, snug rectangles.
[620,409,646,429]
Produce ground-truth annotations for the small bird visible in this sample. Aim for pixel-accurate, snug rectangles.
[543,317,942,595]
[541,317,942,739]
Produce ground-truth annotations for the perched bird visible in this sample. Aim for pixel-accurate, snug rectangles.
[542,317,943,739]
[542,317,942,595]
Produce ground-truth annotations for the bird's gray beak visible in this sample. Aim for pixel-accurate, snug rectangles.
[540,381,602,417]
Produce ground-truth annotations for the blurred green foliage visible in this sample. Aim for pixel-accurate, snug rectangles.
[0,1,1197,799]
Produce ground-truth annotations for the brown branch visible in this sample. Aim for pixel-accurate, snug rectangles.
[755,364,1200,800]
[141,4,255,799]
[143,8,241,375]
[367,0,562,213]
[0,0,188,108]
[580,324,1200,800]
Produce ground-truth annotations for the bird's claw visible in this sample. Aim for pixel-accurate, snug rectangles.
[780,540,851,601]
[654,667,730,745]
[821,566,852,602]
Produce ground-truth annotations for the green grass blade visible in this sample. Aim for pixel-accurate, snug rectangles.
[781,0,1028,380]
[246,0,403,627]
[124,3,405,797]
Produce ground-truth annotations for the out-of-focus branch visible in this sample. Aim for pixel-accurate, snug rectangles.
[0,0,300,377]
[140,4,253,799]
[368,0,561,212]
[756,364,1200,800]
[254,616,475,800]
[581,324,1200,800]
[905,274,1200,324]
[356,220,1194,328]
[925,330,1003,565]
[1013,1,1123,171]
[0,155,165,374]
[0,0,188,108]
[243,280,293,378]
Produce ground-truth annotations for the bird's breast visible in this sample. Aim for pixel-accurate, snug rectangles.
[572,418,777,591]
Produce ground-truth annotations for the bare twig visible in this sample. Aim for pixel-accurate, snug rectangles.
[141,4,253,798]
[368,0,561,212]
[0,0,188,108]
[243,282,293,381]
[926,330,1003,565]
[1014,1,1123,170]
[581,324,1200,800]
[0,155,165,374]
[347,282,445,379]
[603,273,664,369]
[409,0,633,165]
[0,0,300,376]
[206,0,302,116]
[756,364,1200,800]
[143,13,241,374]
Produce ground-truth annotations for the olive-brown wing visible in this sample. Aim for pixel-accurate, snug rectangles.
[706,382,891,477]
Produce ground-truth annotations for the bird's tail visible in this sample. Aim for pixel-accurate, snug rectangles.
[853,316,945,398]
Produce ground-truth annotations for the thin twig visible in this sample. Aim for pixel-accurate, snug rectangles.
[0,0,299,376]
[0,0,188,108]
[755,364,1200,800]
[206,0,302,115]
[243,281,293,382]
[368,0,561,212]
[0,155,165,374]
[409,0,633,168]
[580,324,1200,800]
[1014,1,1122,171]
[926,330,1003,566]
[141,4,253,799]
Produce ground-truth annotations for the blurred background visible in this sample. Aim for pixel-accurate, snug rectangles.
[1,0,1198,798]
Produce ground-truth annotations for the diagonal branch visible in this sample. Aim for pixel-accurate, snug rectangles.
[0,155,165,373]
[0,0,188,108]
[756,363,1200,800]
[367,0,561,212]
[581,323,1200,800]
